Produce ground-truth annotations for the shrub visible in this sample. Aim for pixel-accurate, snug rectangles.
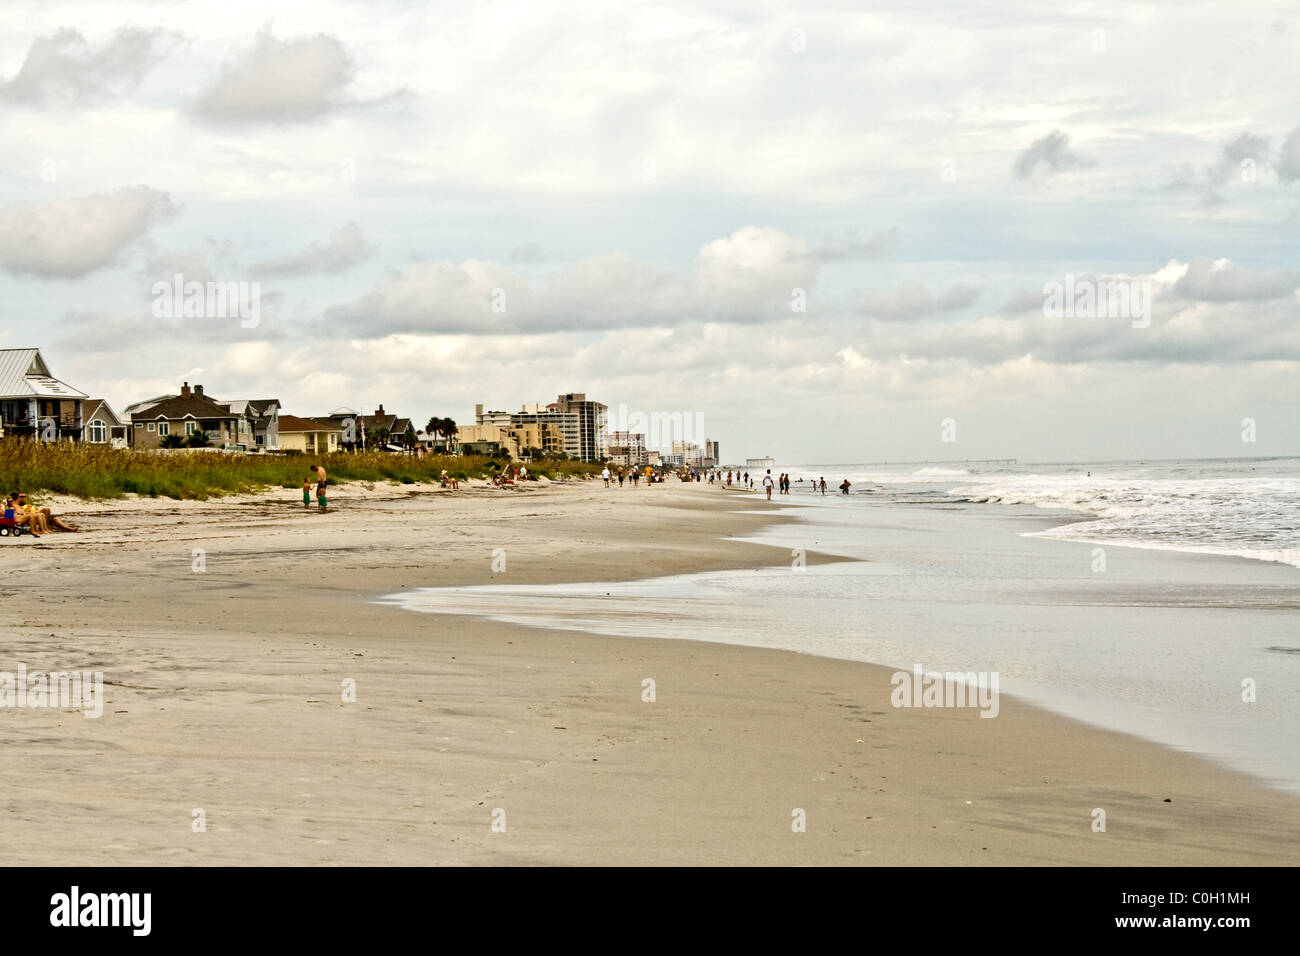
[0,439,601,500]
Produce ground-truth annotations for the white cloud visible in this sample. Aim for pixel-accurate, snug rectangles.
[190,28,355,126]
[252,223,374,276]
[326,226,817,334]
[0,27,176,107]
[1173,258,1300,301]
[0,187,177,278]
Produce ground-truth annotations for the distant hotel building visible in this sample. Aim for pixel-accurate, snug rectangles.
[554,392,607,462]
[607,431,647,468]
[474,392,607,462]
[746,456,775,471]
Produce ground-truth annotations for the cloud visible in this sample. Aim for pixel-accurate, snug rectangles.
[1173,257,1300,301]
[1207,132,1271,186]
[1279,126,1300,183]
[0,27,176,107]
[324,226,818,335]
[0,186,177,278]
[508,243,548,264]
[1013,130,1094,179]
[859,281,980,321]
[251,223,374,277]
[812,227,899,260]
[190,28,355,125]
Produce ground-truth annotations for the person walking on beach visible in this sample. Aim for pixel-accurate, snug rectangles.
[618,468,625,488]
[839,478,851,496]
[302,477,312,507]
[819,477,826,495]
[601,466,611,488]
[763,469,774,500]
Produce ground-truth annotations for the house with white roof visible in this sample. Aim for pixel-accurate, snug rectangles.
[0,348,89,442]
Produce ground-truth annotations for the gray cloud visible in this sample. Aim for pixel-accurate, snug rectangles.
[0,186,177,278]
[252,223,374,277]
[859,281,980,321]
[1280,126,1300,183]
[0,27,177,107]
[1173,257,1300,301]
[1013,130,1093,179]
[508,243,548,264]
[190,28,354,126]
[813,227,899,261]
[1207,132,1271,186]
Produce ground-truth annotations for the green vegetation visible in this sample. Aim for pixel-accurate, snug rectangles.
[0,439,601,501]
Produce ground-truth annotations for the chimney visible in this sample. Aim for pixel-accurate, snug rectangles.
[375,404,385,418]
[194,384,204,397]
[181,382,191,398]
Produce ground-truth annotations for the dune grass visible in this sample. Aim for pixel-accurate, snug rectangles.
[0,440,600,501]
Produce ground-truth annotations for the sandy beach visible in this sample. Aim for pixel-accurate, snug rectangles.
[2,478,1297,866]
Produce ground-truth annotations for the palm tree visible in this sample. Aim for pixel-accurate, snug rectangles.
[425,416,458,453]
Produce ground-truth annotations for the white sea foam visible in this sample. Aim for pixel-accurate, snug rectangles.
[785,458,1300,569]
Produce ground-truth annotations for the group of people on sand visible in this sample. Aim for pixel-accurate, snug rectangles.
[302,464,328,508]
[600,466,644,488]
[492,464,528,487]
[720,470,752,489]
[4,491,78,535]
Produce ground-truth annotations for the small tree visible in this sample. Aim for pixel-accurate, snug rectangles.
[160,433,186,449]
[186,429,212,448]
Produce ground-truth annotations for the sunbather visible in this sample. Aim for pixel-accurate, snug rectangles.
[7,494,49,535]
[14,492,76,531]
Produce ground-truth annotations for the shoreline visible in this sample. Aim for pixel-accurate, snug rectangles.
[3,481,1297,864]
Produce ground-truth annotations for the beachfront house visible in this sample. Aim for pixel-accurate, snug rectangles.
[326,405,416,451]
[276,415,344,455]
[225,398,280,451]
[0,348,90,442]
[81,399,129,448]
[126,382,255,450]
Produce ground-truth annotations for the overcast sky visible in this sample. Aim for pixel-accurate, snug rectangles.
[1,0,1297,463]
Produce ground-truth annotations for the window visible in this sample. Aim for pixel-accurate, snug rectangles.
[185,421,197,436]
[86,421,107,443]
[147,422,156,433]
[329,434,337,449]
[157,422,169,436]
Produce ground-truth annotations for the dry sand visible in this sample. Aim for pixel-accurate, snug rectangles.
[1,478,1297,865]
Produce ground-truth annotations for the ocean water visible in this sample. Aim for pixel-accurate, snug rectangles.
[381,458,1300,793]
[780,456,1300,568]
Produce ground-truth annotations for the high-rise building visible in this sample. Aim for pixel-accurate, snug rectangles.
[554,392,608,462]
[474,399,594,459]
[705,439,719,467]
[672,440,703,467]
[607,431,647,467]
